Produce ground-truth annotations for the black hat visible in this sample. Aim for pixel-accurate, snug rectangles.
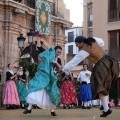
[75,36,86,43]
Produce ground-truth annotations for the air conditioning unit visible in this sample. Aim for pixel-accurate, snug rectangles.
[56,12,64,18]
[15,8,25,14]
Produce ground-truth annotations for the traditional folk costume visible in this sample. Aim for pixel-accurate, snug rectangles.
[62,37,119,117]
[77,70,92,108]
[15,71,27,106]
[24,48,60,115]
[60,73,77,108]
[2,70,20,107]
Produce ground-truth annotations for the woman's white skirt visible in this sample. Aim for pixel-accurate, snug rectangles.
[26,89,55,110]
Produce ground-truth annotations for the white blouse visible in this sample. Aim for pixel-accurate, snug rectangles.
[77,70,91,84]
[62,37,104,72]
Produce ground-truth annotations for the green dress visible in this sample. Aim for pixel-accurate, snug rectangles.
[15,73,27,105]
[27,48,60,105]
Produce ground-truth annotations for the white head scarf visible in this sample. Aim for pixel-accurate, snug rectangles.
[6,68,14,75]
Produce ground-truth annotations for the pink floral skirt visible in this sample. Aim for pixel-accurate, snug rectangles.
[2,80,20,105]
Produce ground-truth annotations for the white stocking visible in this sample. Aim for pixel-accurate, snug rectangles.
[50,109,55,112]
[84,102,88,107]
[99,93,109,112]
[27,103,32,110]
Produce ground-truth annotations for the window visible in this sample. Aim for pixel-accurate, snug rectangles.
[88,2,93,27]
[68,32,74,43]
[51,3,55,16]
[25,0,35,9]
[109,31,117,50]
[109,31,120,61]
[108,0,120,22]
[68,45,73,54]
[88,28,93,37]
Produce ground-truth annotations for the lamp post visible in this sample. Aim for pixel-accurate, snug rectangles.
[17,30,34,63]
[27,30,34,63]
[17,34,26,53]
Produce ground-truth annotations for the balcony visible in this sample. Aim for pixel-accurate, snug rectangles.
[88,21,93,27]
[108,10,120,22]
[12,0,56,15]
[12,0,35,9]
[24,0,35,9]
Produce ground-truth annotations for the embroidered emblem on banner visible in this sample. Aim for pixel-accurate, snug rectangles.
[35,0,51,35]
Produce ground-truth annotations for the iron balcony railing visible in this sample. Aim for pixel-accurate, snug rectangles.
[88,21,93,27]
[108,10,120,22]
[12,0,55,15]
[12,0,35,9]
[24,0,35,9]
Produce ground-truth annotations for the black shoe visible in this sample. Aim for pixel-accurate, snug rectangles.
[51,112,57,116]
[11,105,17,109]
[87,106,91,109]
[82,106,87,109]
[23,109,32,114]
[68,106,71,109]
[6,107,11,109]
[68,105,71,109]
[100,109,112,117]
[63,106,66,109]
[22,107,25,109]
[99,105,104,110]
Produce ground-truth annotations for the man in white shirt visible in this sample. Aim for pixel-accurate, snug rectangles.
[62,36,119,117]
[77,64,92,109]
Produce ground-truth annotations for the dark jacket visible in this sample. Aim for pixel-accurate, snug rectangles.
[6,71,14,81]
[17,72,26,83]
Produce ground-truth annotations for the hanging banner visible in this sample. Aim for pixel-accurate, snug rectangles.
[35,0,51,35]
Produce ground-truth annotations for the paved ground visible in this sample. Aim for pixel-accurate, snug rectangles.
[0,107,120,120]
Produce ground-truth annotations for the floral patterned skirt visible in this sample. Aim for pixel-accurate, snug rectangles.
[60,80,77,104]
[2,80,20,105]
[15,80,28,105]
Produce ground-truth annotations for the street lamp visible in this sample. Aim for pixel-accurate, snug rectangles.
[27,30,34,43]
[17,34,26,52]
[27,30,34,63]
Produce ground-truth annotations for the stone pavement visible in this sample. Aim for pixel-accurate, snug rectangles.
[0,107,120,120]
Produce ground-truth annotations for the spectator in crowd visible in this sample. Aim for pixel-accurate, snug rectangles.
[16,66,27,108]
[60,71,77,109]
[77,64,92,109]
[2,64,20,109]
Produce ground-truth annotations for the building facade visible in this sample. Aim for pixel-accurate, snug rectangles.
[83,0,120,105]
[0,0,73,82]
[65,27,83,77]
